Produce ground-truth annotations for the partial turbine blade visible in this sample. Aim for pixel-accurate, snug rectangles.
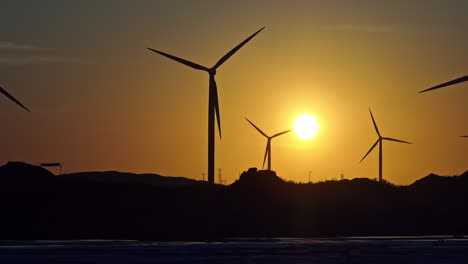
[262,141,269,169]
[360,139,380,163]
[272,129,293,138]
[0,86,30,112]
[245,117,268,138]
[211,76,221,139]
[213,27,265,69]
[147,48,209,71]
[382,137,412,144]
[460,136,468,138]
[419,75,468,93]
[369,108,380,137]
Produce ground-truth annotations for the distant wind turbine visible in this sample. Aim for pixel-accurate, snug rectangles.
[0,86,30,112]
[148,27,265,184]
[245,117,291,171]
[360,109,411,183]
[419,75,468,93]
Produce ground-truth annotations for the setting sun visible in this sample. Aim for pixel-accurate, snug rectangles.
[294,114,319,140]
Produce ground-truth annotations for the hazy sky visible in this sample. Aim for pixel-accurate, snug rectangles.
[1,0,467,184]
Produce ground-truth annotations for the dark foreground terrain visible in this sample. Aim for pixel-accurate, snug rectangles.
[1,237,468,264]
[1,162,467,240]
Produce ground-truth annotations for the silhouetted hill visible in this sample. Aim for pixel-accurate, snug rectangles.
[61,171,204,188]
[459,171,468,180]
[410,173,450,187]
[1,162,468,240]
[229,168,286,189]
[408,171,468,192]
[0,161,54,183]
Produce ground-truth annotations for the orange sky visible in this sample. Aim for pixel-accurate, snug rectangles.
[0,1,467,184]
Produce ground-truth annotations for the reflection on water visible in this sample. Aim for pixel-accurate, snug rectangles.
[0,236,467,264]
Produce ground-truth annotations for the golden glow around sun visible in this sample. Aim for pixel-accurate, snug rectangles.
[294,114,319,140]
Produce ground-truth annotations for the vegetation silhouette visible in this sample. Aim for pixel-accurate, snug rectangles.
[0,86,30,112]
[245,117,292,171]
[1,162,468,241]
[360,109,411,183]
[147,27,264,184]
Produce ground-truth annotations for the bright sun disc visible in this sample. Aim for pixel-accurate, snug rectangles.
[294,114,318,140]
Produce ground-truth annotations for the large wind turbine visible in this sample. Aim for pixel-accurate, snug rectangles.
[419,75,468,93]
[148,27,264,184]
[245,117,291,171]
[360,109,411,183]
[0,86,30,112]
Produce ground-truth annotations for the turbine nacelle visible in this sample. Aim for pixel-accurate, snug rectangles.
[208,68,217,76]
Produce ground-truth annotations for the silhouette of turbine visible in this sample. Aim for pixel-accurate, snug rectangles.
[245,117,291,171]
[419,75,468,93]
[148,27,264,184]
[360,109,411,183]
[461,136,468,138]
[0,86,30,112]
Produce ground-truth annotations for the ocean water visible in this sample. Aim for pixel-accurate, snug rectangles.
[0,237,467,263]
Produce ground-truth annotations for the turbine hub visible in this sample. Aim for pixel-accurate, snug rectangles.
[209,68,217,75]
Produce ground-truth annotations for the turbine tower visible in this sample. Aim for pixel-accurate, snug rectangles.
[148,27,265,184]
[419,75,468,93]
[360,109,411,183]
[0,86,30,112]
[245,117,291,171]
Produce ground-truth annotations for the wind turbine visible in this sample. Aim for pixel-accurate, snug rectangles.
[0,86,30,112]
[148,27,264,184]
[360,109,411,183]
[419,75,468,93]
[245,117,291,171]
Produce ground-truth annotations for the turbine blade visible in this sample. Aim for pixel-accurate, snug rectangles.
[245,117,268,138]
[360,139,380,163]
[461,136,468,138]
[262,141,269,169]
[419,75,468,93]
[211,76,221,139]
[272,129,293,138]
[382,137,412,144]
[213,27,265,69]
[369,108,380,137]
[147,48,209,71]
[0,86,30,112]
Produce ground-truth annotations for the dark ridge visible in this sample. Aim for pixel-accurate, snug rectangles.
[409,171,468,191]
[1,162,468,240]
[0,161,55,182]
[229,168,286,189]
[410,173,449,187]
[61,171,204,188]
